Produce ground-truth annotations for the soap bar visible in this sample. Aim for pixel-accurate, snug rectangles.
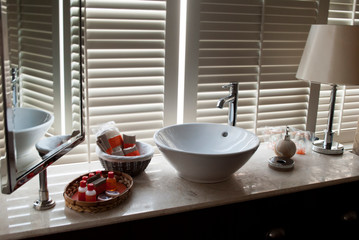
[97,134,113,154]
[97,193,112,201]
[92,177,106,195]
[112,146,125,156]
[108,134,124,148]
[123,145,140,156]
[123,134,136,148]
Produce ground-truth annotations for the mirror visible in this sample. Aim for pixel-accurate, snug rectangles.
[0,0,84,194]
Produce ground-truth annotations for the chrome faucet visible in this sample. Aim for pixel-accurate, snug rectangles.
[11,67,19,107]
[217,83,239,126]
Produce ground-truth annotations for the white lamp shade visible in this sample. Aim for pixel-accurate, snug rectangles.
[296,25,359,86]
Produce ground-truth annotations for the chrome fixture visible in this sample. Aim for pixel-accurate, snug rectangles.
[11,67,18,107]
[217,83,239,127]
[33,169,56,210]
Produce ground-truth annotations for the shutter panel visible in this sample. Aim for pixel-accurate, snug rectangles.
[85,0,169,161]
[186,0,320,135]
[257,0,318,132]
[196,0,262,131]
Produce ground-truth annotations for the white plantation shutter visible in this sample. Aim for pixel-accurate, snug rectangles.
[185,0,321,135]
[84,0,178,161]
[315,0,359,144]
[257,0,319,132]
[195,0,261,131]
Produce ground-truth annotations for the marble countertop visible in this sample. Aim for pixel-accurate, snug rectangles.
[1,145,359,239]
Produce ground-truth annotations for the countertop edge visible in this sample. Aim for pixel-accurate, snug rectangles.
[7,175,359,240]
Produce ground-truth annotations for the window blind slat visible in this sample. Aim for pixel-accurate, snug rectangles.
[86,40,164,49]
[89,77,164,88]
[88,59,164,69]
[86,19,165,30]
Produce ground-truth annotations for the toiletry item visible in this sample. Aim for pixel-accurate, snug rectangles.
[89,172,95,178]
[294,131,312,155]
[123,145,140,156]
[87,173,101,184]
[106,171,117,191]
[101,126,123,149]
[82,176,88,182]
[296,137,306,155]
[97,193,112,201]
[123,134,136,148]
[274,127,296,158]
[105,190,120,198]
[112,145,125,156]
[107,133,124,149]
[85,183,97,202]
[268,156,294,171]
[97,134,113,154]
[78,180,87,201]
[92,177,107,195]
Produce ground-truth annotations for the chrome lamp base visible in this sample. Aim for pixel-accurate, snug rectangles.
[312,140,344,155]
[312,84,344,155]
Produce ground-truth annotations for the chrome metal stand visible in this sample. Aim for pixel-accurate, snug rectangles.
[312,84,344,155]
[33,169,56,210]
[312,140,344,155]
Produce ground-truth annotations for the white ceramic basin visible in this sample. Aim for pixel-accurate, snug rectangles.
[7,107,54,169]
[154,123,260,183]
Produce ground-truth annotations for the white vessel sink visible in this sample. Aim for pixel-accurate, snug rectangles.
[154,123,260,183]
[7,107,54,169]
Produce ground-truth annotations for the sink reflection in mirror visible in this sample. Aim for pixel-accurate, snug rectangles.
[7,107,54,171]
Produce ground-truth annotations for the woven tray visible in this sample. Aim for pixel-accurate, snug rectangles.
[63,171,133,213]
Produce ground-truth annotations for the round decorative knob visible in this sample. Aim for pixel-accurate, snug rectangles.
[266,227,286,239]
[342,210,358,222]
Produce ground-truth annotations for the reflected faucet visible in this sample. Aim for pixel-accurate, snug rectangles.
[11,67,18,107]
[217,83,239,127]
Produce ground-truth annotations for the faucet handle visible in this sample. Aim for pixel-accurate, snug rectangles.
[222,83,232,89]
[222,83,238,92]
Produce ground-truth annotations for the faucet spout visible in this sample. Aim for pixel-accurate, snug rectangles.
[216,83,239,126]
[217,95,235,109]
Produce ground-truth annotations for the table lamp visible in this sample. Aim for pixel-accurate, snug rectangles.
[296,24,359,154]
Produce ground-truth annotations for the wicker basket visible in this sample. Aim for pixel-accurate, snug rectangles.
[96,141,154,177]
[63,171,133,213]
